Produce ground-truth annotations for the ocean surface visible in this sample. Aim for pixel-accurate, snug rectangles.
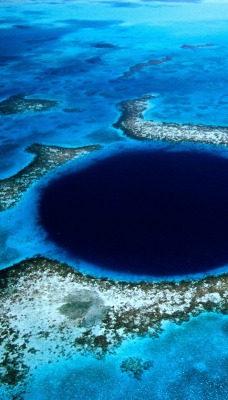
[39,146,228,277]
[0,0,228,398]
[23,313,228,400]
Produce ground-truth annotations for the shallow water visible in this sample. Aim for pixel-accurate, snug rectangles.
[23,313,228,400]
[0,0,228,398]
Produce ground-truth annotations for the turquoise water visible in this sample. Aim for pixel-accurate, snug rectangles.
[24,313,228,400]
[0,0,228,398]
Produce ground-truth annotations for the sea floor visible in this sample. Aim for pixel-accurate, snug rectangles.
[0,0,227,399]
[24,312,228,400]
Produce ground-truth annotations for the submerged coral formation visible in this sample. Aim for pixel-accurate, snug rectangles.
[121,56,172,79]
[0,143,100,211]
[120,357,153,380]
[181,43,215,49]
[0,256,227,393]
[113,94,228,145]
[0,94,58,115]
[90,42,118,49]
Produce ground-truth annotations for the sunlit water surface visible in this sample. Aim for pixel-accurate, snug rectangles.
[0,0,228,399]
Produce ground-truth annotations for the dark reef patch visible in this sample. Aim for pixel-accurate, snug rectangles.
[181,43,215,49]
[39,148,228,277]
[90,42,118,49]
[85,56,103,64]
[58,19,123,29]
[121,56,172,79]
[120,357,153,380]
[0,94,57,115]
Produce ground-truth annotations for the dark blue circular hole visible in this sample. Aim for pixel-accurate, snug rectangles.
[39,148,228,277]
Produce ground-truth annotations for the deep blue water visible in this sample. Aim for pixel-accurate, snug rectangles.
[39,147,228,277]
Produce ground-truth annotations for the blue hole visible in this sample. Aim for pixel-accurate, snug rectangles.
[39,148,228,277]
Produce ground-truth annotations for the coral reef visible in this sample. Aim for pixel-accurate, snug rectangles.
[0,94,58,115]
[0,144,100,211]
[113,94,228,145]
[181,44,215,49]
[121,56,172,79]
[120,357,153,380]
[0,256,227,392]
[90,42,118,48]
